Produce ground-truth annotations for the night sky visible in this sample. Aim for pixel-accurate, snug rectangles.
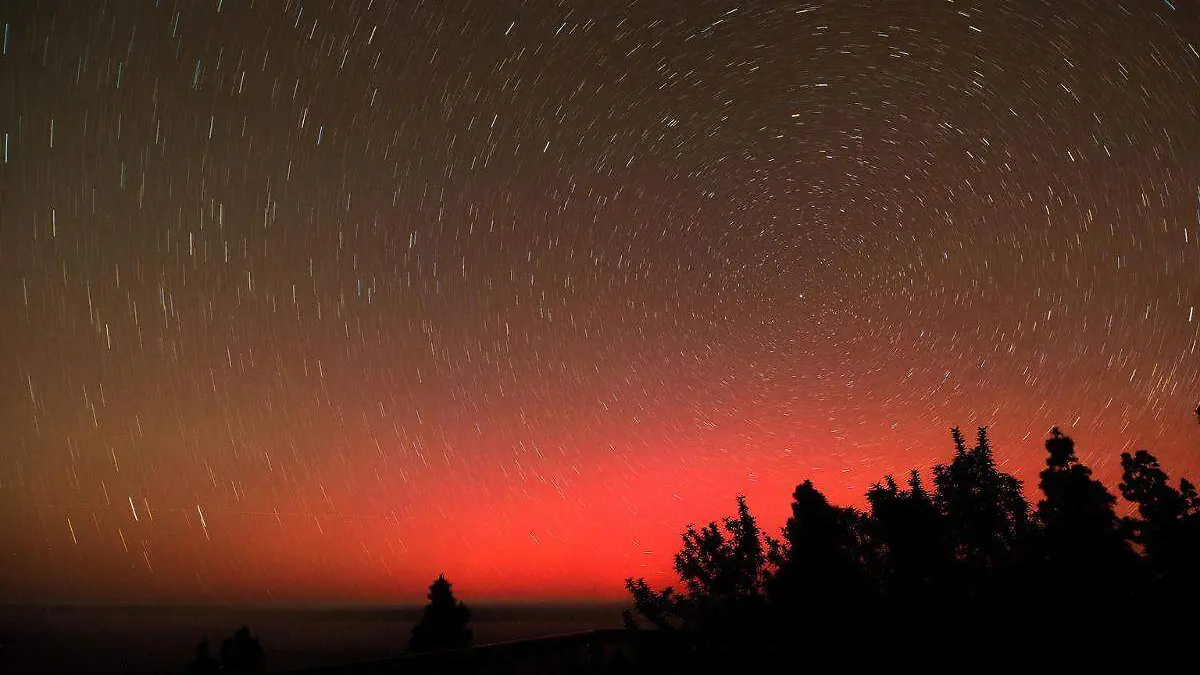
[2,0,1199,604]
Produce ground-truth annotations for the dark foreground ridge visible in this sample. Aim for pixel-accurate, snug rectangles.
[280,629,663,675]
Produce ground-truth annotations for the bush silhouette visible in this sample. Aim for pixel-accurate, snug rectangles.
[409,574,473,653]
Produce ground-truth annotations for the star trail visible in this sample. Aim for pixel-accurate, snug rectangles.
[2,0,1199,604]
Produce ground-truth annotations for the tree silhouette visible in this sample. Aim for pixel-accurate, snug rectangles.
[675,496,769,600]
[621,608,640,630]
[767,480,877,625]
[185,639,220,675]
[867,469,950,615]
[1035,428,1139,613]
[219,626,265,673]
[932,427,1030,613]
[623,495,781,671]
[409,574,473,653]
[1119,450,1200,607]
[624,423,1200,664]
[625,577,677,633]
[625,495,773,635]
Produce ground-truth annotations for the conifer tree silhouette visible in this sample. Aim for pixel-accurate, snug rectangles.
[186,639,221,675]
[409,574,473,653]
[932,427,1029,612]
[625,495,773,636]
[767,480,877,624]
[867,469,949,614]
[625,577,676,632]
[219,626,265,673]
[624,423,1200,665]
[1119,450,1200,607]
[1035,428,1138,613]
[637,495,780,669]
[674,495,768,601]
[621,608,640,630]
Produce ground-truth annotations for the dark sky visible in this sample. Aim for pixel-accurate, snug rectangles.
[1,0,1199,604]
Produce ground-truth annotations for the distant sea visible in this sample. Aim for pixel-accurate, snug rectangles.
[0,602,625,674]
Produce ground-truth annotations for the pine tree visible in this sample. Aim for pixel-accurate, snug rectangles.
[1119,450,1200,606]
[409,574,473,653]
[625,496,777,671]
[626,495,773,635]
[219,626,265,673]
[673,495,769,602]
[767,480,877,623]
[621,608,641,630]
[932,427,1030,613]
[867,469,949,613]
[1036,428,1137,611]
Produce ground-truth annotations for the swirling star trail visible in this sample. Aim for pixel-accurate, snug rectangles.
[1,1,1198,603]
